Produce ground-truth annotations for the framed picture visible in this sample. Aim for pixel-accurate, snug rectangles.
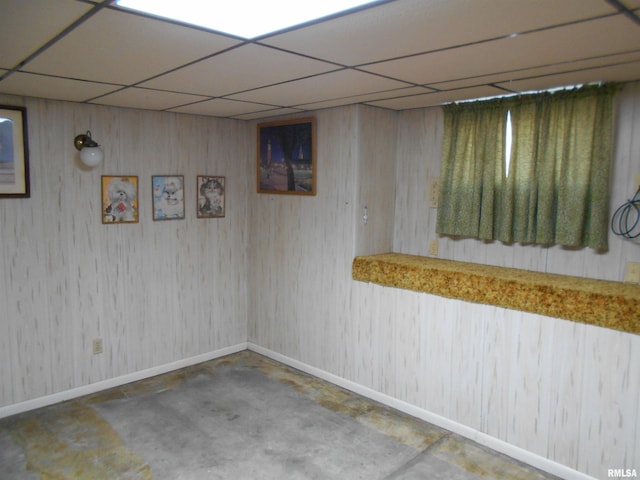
[0,105,30,198]
[257,117,316,195]
[101,176,139,223]
[197,175,225,218]
[152,175,185,221]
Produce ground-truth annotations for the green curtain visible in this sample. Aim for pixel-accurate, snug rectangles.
[436,99,508,239]
[437,84,617,251]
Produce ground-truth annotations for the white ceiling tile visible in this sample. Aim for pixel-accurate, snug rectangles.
[23,8,241,85]
[90,87,208,111]
[141,44,337,97]
[361,16,640,86]
[233,108,305,121]
[228,70,410,106]
[261,0,616,66]
[620,0,640,8]
[0,0,91,68]
[495,62,640,93]
[0,72,120,102]
[169,98,274,117]
[366,85,508,110]
[297,86,433,110]
[429,51,640,90]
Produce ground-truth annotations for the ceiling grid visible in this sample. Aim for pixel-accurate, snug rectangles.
[1,0,639,120]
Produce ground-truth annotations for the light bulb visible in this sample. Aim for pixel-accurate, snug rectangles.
[80,146,103,167]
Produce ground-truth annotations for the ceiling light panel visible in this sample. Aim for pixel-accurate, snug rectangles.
[115,0,381,39]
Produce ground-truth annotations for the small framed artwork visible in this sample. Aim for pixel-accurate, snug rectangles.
[101,176,139,223]
[0,105,30,198]
[152,175,185,221]
[257,117,316,195]
[197,175,225,218]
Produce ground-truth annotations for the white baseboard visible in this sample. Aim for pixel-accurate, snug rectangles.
[0,342,247,420]
[247,343,596,480]
[1,342,596,480]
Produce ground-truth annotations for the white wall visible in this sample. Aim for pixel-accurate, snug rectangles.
[0,95,250,408]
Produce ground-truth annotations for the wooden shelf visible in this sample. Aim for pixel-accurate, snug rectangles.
[353,253,640,335]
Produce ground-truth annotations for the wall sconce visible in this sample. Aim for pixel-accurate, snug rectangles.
[73,130,103,167]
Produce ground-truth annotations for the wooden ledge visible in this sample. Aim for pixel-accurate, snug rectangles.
[352,253,640,335]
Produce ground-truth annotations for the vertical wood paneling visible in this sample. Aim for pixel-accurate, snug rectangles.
[504,313,553,456]
[4,83,639,480]
[577,327,640,479]
[248,106,358,378]
[420,294,455,418]
[546,320,587,469]
[449,301,485,431]
[250,89,640,479]
[0,94,250,408]
[355,105,397,256]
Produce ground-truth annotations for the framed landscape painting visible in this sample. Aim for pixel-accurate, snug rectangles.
[257,117,316,195]
[0,105,30,198]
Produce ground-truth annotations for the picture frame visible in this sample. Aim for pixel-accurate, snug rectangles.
[101,175,139,224]
[197,175,225,218]
[0,105,30,198]
[152,175,185,221]
[257,117,316,195]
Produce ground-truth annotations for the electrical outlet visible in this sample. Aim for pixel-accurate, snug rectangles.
[429,239,439,256]
[428,177,440,208]
[625,262,640,283]
[92,338,103,355]
[635,173,640,192]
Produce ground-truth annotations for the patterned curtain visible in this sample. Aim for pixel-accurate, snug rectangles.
[437,84,617,251]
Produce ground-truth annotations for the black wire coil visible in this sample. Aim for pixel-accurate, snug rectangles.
[611,186,640,239]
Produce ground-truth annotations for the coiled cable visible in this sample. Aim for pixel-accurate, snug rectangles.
[611,186,640,239]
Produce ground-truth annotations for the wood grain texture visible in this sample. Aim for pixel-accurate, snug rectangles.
[2,83,639,480]
[249,93,640,479]
[0,95,250,407]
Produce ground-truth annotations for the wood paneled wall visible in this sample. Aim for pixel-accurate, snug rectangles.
[248,90,640,479]
[0,95,250,408]
[2,83,639,479]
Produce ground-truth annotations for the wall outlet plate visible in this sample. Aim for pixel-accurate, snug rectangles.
[428,177,440,208]
[429,239,438,256]
[92,338,103,355]
[624,262,640,283]
[635,173,640,192]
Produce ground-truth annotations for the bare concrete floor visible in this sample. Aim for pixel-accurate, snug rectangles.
[0,351,560,479]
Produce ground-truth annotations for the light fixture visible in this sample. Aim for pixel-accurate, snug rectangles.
[74,130,103,168]
[115,0,380,39]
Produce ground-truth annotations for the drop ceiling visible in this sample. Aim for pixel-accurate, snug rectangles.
[1,0,639,121]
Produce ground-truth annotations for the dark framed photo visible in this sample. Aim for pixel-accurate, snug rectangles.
[257,117,316,195]
[0,105,30,198]
[152,175,185,220]
[197,175,225,218]
[101,176,139,223]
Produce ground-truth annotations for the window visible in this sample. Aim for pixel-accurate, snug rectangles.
[436,84,617,251]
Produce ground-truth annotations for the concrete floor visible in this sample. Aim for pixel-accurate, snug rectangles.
[0,351,560,480]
